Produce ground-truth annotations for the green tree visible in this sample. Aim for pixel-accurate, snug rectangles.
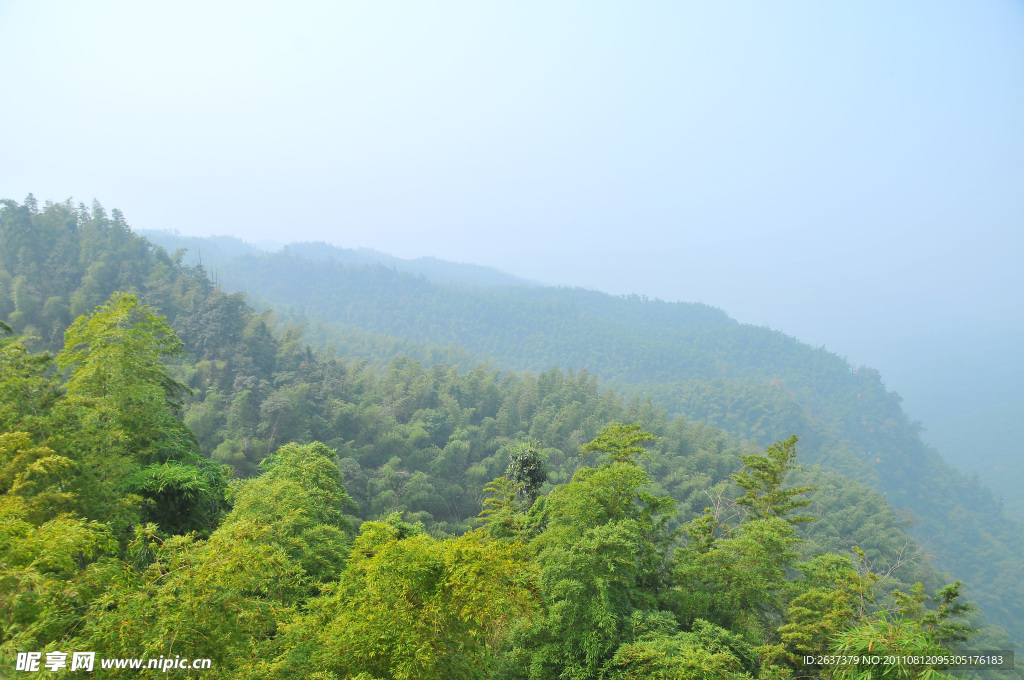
[58,292,191,458]
[57,293,229,534]
[777,552,873,663]
[609,619,758,680]
[0,432,120,667]
[506,441,548,503]
[675,438,814,650]
[245,514,538,680]
[478,475,528,539]
[675,512,799,642]
[581,422,657,464]
[828,582,975,680]
[0,330,62,439]
[510,423,677,680]
[74,442,357,673]
[733,435,815,524]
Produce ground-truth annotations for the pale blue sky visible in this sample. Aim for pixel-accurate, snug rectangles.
[2,1,1022,365]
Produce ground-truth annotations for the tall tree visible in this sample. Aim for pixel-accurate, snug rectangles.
[510,423,677,679]
[675,437,814,650]
[733,435,815,524]
[57,293,229,534]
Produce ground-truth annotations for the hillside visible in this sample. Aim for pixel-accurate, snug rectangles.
[149,234,1024,642]
[1,196,1020,655]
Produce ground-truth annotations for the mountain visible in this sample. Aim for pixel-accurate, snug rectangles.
[141,231,1024,522]
[2,196,1021,650]
[165,236,1024,642]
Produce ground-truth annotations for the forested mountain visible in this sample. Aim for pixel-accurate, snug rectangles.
[146,227,1024,642]
[0,196,1020,677]
[143,228,1024,520]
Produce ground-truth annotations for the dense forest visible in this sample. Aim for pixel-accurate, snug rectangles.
[144,231,1024,525]
[144,224,1024,642]
[0,196,1019,678]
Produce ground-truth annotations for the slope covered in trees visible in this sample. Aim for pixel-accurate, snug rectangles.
[1,307,1008,678]
[1,196,1020,661]
[142,221,1024,642]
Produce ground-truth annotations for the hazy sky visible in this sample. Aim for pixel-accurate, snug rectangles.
[2,0,1022,364]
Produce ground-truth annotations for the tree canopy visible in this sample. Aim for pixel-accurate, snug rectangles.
[0,196,1016,679]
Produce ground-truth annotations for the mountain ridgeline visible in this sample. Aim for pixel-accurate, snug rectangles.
[1,197,1021,676]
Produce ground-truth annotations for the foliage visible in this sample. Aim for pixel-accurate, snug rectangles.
[504,425,678,679]
[733,435,815,524]
[608,619,758,680]
[581,422,658,464]
[169,224,1024,641]
[778,553,874,662]
[505,441,548,503]
[55,292,231,535]
[675,437,811,642]
[70,442,356,673]
[0,196,1016,677]
[828,582,976,680]
[245,516,539,680]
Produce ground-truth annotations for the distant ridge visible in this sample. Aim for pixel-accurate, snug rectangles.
[138,230,536,289]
